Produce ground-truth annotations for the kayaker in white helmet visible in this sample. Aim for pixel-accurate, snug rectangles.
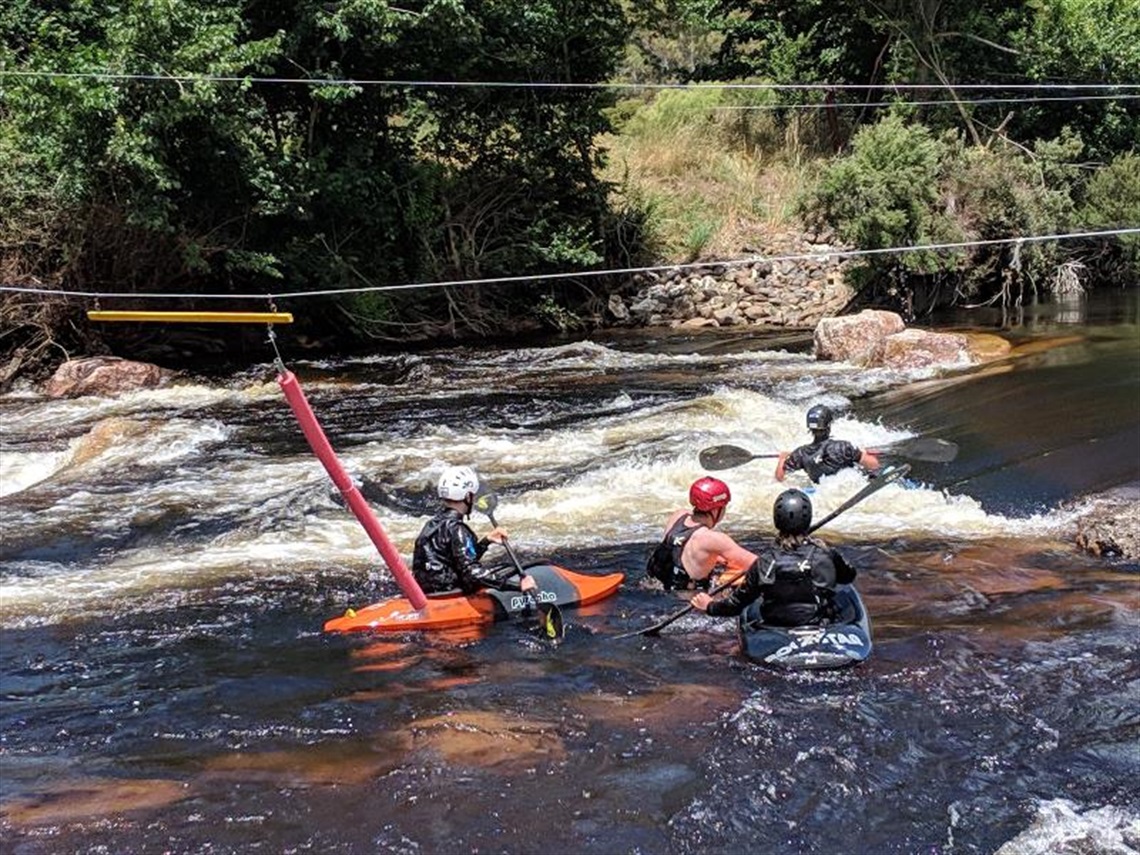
[412,465,537,595]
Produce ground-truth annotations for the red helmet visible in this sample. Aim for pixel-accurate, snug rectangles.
[689,477,731,512]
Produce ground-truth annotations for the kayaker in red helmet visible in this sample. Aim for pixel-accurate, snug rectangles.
[413,465,537,596]
[775,404,881,483]
[646,476,759,591]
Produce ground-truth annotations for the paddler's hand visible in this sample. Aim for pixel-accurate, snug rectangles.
[691,592,712,611]
[519,575,537,592]
[774,451,790,482]
[485,527,509,544]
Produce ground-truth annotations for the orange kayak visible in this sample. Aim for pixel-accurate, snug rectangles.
[324,563,624,633]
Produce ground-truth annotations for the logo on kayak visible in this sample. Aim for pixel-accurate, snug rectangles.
[508,590,558,611]
[772,630,864,660]
[389,610,422,622]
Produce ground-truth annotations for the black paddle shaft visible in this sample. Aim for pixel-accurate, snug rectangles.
[699,437,957,471]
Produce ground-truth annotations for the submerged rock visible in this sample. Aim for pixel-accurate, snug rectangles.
[1071,486,1140,561]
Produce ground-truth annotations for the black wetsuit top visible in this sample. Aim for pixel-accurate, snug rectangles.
[784,437,863,483]
[648,516,706,591]
[706,537,856,626]
[412,507,522,594]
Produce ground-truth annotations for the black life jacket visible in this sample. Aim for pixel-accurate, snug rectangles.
[788,438,863,483]
[758,542,837,626]
[646,516,705,590]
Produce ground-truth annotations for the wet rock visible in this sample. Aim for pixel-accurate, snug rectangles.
[1072,487,1140,561]
[2,777,188,825]
[813,309,906,364]
[607,293,630,322]
[965,332,1013,362]
[67,417,155,469]
[45,356,174,399]
[407,710,566,769]
[879,328,972,370]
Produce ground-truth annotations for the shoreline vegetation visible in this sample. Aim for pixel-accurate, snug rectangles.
[2,1,1138,385]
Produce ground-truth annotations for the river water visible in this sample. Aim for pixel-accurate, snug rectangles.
[1,292,1138,854]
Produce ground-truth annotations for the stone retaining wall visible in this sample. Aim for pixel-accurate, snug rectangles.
[608,237,855,329]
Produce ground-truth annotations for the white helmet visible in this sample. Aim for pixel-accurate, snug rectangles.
[438,465,480,501]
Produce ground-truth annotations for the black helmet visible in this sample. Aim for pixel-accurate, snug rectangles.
[806,404,834,434]
[773,489,813,535]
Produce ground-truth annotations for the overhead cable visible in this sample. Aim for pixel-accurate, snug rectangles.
[2,228,1137,302]
[2,70,1138,91]
[713,94,1140,111]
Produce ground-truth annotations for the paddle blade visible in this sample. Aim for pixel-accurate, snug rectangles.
[873,437,959,463]
[541,603,565,640]
[699,445,767,470]
[473,489,498,517]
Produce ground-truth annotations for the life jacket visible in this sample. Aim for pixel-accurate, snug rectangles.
[646,516,705,590]
[758,542,837,626]
[789,438,861,483]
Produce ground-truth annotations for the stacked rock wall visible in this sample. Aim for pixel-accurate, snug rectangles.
[610,238,855,329]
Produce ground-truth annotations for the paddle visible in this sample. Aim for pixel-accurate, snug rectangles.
[699,436,957,470]
[473,491,565,641]
[615,462,912,639]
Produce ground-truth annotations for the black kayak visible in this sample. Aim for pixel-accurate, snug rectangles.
[737,585,872,669]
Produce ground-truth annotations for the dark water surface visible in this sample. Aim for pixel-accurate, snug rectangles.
[1,292,1138,854]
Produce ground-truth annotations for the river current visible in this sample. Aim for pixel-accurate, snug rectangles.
[1,293,1138,854]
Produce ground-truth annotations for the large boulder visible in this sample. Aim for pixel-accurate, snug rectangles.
[813,309,906,364]
[45,357,174,399]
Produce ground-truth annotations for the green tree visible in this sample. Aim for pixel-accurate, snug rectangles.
[1010,0,1140,158]
[1,0,636,368]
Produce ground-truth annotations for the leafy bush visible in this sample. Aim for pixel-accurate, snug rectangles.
[1079,153,1140,277]
[797,116,963,283]
[799,115,1091,302]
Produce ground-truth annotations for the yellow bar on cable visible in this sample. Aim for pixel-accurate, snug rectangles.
[87,310,293,324]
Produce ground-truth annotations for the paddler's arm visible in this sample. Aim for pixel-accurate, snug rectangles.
[451,523,492,594]
[472,528,508,561]
[831,545,857,584]
[858,447,881,474]
[707,531,759,576]
[774,451,790,482]
[472,563,528,591]
[694,556,774,617]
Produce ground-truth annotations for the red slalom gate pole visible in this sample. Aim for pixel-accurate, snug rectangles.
[277,369,427,610]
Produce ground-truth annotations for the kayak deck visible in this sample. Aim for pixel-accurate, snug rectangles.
[324,563,624,633]
[736,584,872,669]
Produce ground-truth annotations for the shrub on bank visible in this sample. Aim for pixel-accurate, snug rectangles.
[795,115,1136,309]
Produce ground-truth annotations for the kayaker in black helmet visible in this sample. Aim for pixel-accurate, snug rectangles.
[412,465,537,596]
[691,489,856,626]
[774,404,880,483]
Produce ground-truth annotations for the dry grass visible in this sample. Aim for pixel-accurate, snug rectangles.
[599,89,822,261]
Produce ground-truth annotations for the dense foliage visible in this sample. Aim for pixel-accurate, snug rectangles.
[1,0,1137,379]
[1,0,634,368]
[626,0,1140,308]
